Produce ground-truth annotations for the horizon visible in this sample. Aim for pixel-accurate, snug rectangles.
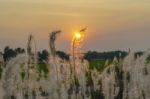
[0,0,150,52]
[0,45,146,53]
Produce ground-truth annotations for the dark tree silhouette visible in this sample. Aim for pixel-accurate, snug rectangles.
[84,51,128,61]
[38,50,49,63]
[56,51,69,60]
[3,46,25,61]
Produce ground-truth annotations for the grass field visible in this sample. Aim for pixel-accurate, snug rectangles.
[89,59,112,72]
[36,60,112,77]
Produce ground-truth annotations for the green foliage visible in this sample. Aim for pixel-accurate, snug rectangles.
[21,71,26,80]
[36,63,49,78]
[86,71,93,86]
[89,60,112,72]
[20,64,26,80]
[146,55,150,64]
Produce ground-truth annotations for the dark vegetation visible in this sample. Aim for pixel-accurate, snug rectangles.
[0,46,145,75]
[84,51,128,61]
[56,51,69,60]
[1,46,145,63]
[3,46,25,61]
[38,50,49,63]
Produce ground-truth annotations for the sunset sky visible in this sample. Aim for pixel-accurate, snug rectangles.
[0,0,150,52]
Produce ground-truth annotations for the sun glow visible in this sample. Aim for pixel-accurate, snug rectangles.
[74,32,82,40]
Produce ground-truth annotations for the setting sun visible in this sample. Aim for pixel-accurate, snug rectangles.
[74,32,82,40]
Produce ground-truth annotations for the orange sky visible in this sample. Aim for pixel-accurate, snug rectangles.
[0,0,150,52]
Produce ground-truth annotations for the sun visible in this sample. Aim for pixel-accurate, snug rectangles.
[75,32,82,40]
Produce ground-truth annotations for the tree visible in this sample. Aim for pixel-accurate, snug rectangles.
[3,46,25,61]
[56,51,69,60]
[84,51,128,61]
[38,50,49,63]
[3,46,17,61]
[15,48,25,54]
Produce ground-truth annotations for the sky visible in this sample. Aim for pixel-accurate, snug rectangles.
[0,0,150,52]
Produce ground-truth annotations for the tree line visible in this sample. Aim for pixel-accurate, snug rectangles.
[0,46,69,63]
[3,46,25,61]
[0,46,143,63]
[84,51,128,61]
